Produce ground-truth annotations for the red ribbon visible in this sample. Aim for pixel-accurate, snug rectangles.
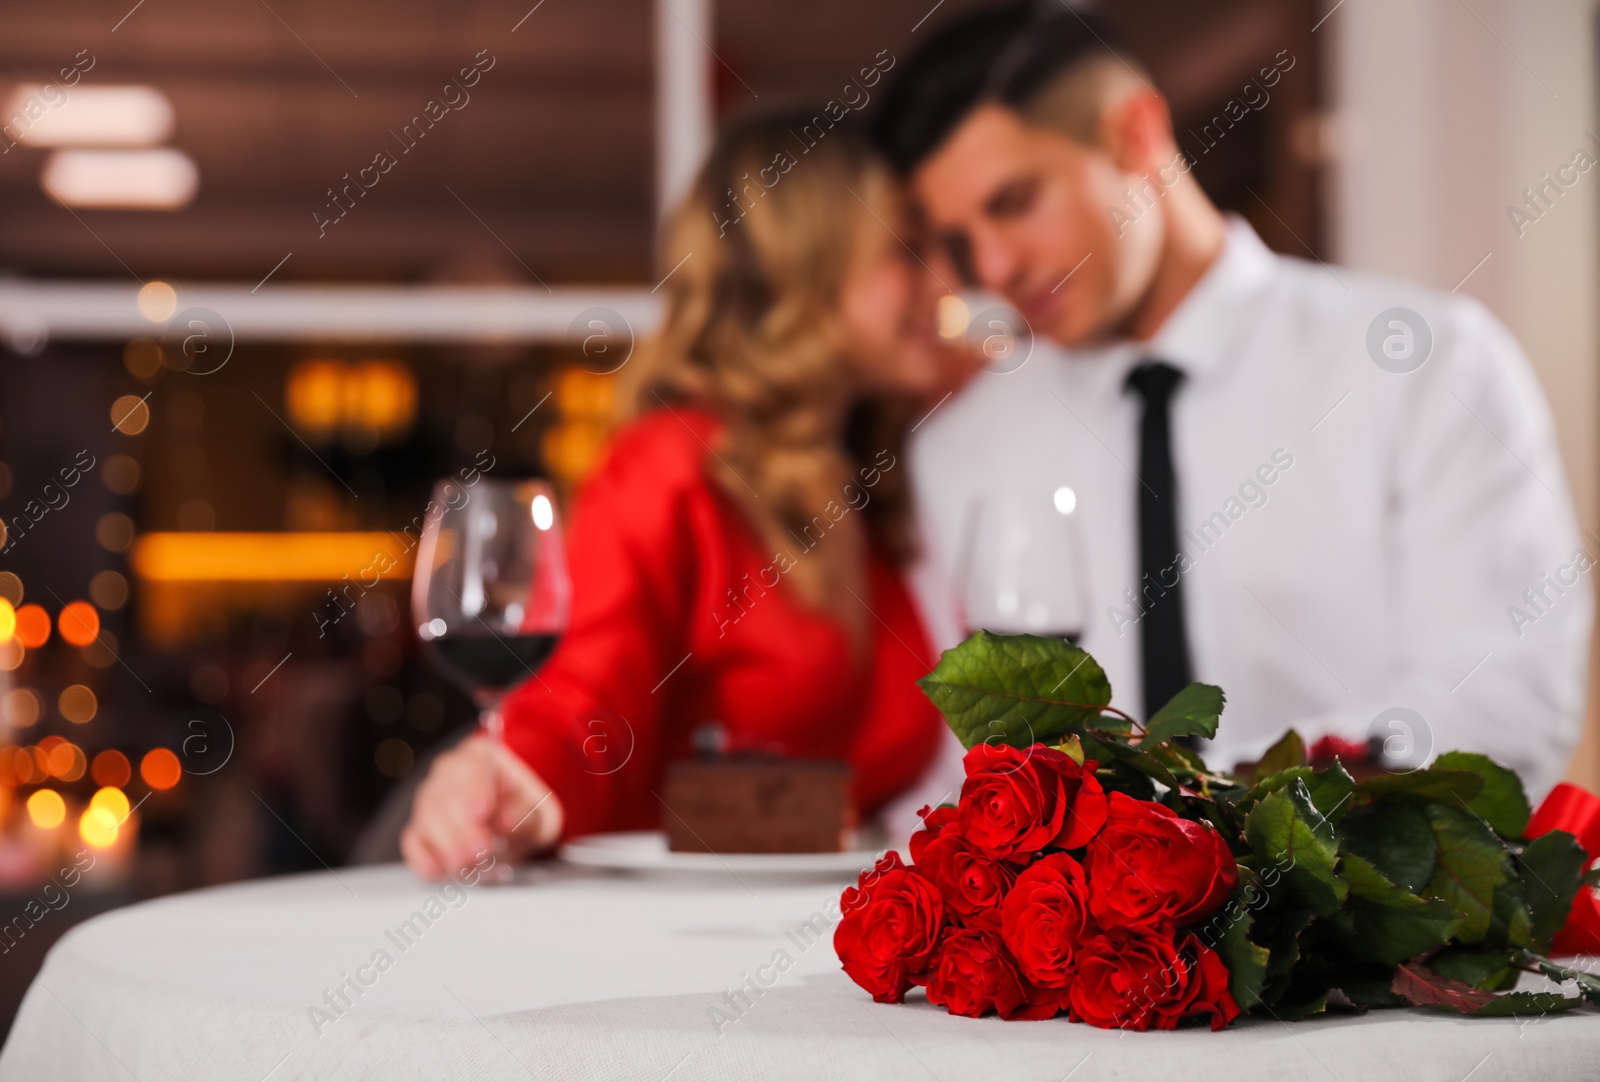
[1526,782,1600,955]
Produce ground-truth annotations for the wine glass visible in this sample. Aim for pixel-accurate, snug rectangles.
[958,484,1089,644]
[412,477,570,878]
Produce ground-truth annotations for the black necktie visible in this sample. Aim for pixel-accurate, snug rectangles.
[1125,361,1192,721]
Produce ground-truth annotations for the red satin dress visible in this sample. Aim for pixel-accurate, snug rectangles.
[500,406,944,840]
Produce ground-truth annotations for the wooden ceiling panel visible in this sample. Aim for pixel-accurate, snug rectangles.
[0,0,1321,283]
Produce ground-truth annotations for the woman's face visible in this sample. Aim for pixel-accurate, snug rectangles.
[836,188,955,399]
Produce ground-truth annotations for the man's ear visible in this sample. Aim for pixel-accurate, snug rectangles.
[1100,89,1174,175]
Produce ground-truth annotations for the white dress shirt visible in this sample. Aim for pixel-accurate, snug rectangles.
[893,217,1590,829]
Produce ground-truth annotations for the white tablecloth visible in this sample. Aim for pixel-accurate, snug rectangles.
[4,862,1599,1081]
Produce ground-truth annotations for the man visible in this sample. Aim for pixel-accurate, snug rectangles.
[876,1,1590,809]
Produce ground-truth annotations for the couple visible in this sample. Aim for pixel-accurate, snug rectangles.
[402,3,1590,879]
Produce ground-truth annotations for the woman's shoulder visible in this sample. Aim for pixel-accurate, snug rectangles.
[582,405,723,499]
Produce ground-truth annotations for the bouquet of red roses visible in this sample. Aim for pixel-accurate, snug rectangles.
[835,632,1600,1029]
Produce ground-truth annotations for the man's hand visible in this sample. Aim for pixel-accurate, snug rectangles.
[401,735,564,880]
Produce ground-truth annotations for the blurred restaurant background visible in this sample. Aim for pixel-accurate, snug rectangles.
[0,0,1595,1034]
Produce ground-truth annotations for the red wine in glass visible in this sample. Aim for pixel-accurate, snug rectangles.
[412,477,570,879]
[424,633,561,698]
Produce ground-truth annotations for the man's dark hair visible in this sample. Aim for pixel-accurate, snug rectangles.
[873,1,1141,173]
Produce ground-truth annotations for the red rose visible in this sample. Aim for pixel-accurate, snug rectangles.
[1308,734,1371,765]
[922,929,1053,1019]
[908,804,960,865]
[1068,928,1240,1031]
[1084,792,1238,929]
[918,831,1019,932]
[958,744,1109,859]
[835,851,944,1003]
[1000,853,1092,989]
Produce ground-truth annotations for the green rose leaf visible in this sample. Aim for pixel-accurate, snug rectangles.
[1254,729,1306,778]
[1145,739,1209,781]
[1423,803,1513,944]
[1245,780,1347,916]
[1470,990,1586,1017]
[1143,682,1225,747]
[1355,767,1484,804]
[1426,947,1518,991]
[1522,951,1600,1005]
[1488,878,1533,950]
[1195,887,1269,1012]
[1079,733,1180,792]
[1335,854,1463,966]
[1335,973,1409,1009]
[1255,907,1317,1007]
[1304,763,1357,826]
[916,632,1114,750]
[1434,751,1531,839]
[1274,992,1330,1021]
[1521,829,1588,952]
[1241,763,1356,825]
[1341,800,1438,893]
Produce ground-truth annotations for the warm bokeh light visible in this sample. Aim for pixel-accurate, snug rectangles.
[375,737,414,778]
[286,360,343,431]
[346,361,417,435]
[123,339,165,380]
[89,786,131,823]
[96,512,137,553]
[0,640,22,671]
[2,688,42,728]
[286,359,416,438]
[26,789,65,830]
[91,749,131,788]
[0,572,20,606]
[110,394,151,435]
[937,294,972,339]
[140,747,181,790]
[80,805,119,848]
[102,454,142,496]
[90,570,130,610]
[8,748,34,786]
[135,280,178,322]
[82,632,119,671]
[0,598,14,643]
[47,742,86,782]
[131,532,413,581]
[58,601,100,647]
[13,604,49,649]
[58,685,98,724]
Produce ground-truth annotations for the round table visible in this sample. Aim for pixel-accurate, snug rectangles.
[4,862,1599,1081]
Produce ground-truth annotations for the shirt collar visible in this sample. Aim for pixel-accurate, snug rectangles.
[1142,214,1278,382]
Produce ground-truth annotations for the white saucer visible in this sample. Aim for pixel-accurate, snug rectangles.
[559,830,886,878]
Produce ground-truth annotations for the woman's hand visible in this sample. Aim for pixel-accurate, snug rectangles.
[401,735,565,880]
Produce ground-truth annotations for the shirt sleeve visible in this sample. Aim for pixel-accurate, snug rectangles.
[499,420,707,839]
[1283,297,1592,799]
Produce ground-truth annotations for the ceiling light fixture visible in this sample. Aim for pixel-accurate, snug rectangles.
[4,85,174,147]
[41,148,198,210]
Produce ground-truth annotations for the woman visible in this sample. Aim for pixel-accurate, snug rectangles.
[402,110,954,879]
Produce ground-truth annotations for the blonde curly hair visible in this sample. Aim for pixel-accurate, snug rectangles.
[624,110,916,638]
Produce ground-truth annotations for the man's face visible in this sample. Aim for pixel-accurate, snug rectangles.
[911,103,1162,346]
